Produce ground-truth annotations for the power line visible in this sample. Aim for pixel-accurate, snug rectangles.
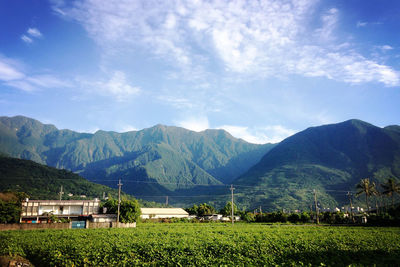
[313,189,319,224]
[230,184,235,225]
[117,179,122,224]
[0,177,359,193]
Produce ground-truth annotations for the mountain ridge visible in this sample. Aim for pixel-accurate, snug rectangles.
[0,115,274,196]
[233,119,400,210]
[2,115,399,210]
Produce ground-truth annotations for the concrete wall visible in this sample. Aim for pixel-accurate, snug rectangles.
[87,222,112,229]
[0,222,136,231]
[0,223,70,231]
[111,222,136,228]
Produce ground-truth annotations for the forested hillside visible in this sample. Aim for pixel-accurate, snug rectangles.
[233,119,400,210]
[0,116,273,196]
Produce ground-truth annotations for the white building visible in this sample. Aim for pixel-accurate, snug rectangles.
[21,199,100,223]
[140,208,189,219]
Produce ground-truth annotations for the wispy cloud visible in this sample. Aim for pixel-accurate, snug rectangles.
[356,21,367,28]
[0,55,68,91]
[100,71,140,101]
[378,45,394,51]
[76,71,140,102]
[21,27,42,43]
[54,0,399,87]
[21,35,33,44]
[119,124,138,132]
[176,116,210,132]
[314,8,338,42]
[0,58,25,81]
[157,95,194,110]
[27,28,42,38]
[218,125,296,144]
[356,21,382,28]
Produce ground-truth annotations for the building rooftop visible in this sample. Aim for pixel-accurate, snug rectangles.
[140,208,188,215]
[24,199,100,203]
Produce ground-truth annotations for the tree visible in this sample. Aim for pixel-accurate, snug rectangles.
[241,212,255,222]
[381,178,400,208]
[220,201,238,217]
[197,203,215,216]
[300,211,311,223]
[185,204,199,215]
[356,178,376,212]
[0,201,21,223]
[103,198,141,223]
[120,199,141,223]
[0,191,28,223]
[371,187,381,214]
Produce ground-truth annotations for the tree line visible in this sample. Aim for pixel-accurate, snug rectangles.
[356,178,400,212]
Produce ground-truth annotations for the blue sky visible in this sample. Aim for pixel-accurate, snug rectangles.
[0,0,399,143]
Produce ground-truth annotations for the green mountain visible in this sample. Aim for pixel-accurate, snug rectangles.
[0,116,273,197]
[233,119,400,211]
[0,156,118,200]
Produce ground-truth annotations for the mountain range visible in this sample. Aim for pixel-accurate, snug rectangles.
[0,115,399,210]
[0,116,273,197]
[233,119,400,210]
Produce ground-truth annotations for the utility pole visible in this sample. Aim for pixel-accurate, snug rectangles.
[59,186,64,201]
[347,191,355,223]
[117,179,123,225]
[313,189,319,224]
[230,184,235,225]
[166,196,168,206]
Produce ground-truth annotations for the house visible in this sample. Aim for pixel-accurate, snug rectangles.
[90,214,117,223]
[203,214,240,222]
[20,199,101,223]
[204,214,223,221]
[140,208,189,219]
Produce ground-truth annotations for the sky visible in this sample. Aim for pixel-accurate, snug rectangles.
[0,0,399,144]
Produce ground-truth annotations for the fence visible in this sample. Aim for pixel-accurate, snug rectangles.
[0,222,136,231]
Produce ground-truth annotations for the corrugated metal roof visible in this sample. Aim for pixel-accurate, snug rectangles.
[140,208,188,215]
[24,199,99,203]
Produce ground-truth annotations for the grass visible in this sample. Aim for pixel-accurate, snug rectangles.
[0,223,399,266]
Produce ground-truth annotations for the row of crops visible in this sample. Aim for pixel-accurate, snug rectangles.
[1,224,400,266]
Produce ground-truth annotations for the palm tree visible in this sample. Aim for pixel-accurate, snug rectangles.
[371,187,381,214]
[356,178,376,212]
[381,178,400,209]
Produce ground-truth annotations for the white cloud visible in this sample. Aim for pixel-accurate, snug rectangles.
[0,58,25,81]
[77,127,100,134]
[314,8,338,42]
[27,28,42,38]
[379,45,393,51]
[55,0,399,86]
[5,80,36,92]
[157,95,194,110]
[26,75,70,88]
[0,55,68,91]
[356,21,367,28]
[21,35,33,43]
[356,21,382,28]
[176,116,210,132]
[76,71,140,101]
[218,125,296,144]
[21,28,42,43]
[119,124,138,132]
[99,71,140,101]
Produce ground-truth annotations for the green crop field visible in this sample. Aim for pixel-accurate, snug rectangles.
[1,223,400,266]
